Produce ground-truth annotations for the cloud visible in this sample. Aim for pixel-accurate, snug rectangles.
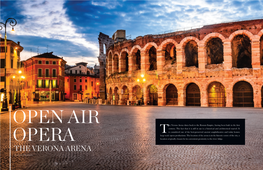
[11,0,99,62]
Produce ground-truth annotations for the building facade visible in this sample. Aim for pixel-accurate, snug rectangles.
[105,19,263,107]
[0,38,23,106]
[22,52,66,101]
[64,74,100,101]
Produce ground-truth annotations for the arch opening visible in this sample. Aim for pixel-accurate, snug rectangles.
[233,81,253,107]
[208,82,226,107]
[108,53,112,75]
[165,43,176,65]
[147,84,158,105]
[149,46,157,70]
[121,86,129,105]
[186,83,200,106]
[231,35,251,68]
[132,85,142,105]
[121,52,129,72]
[165,84,178,105]
[114,87,119,105]
[113,54,119,73]
[206,38,223,65]
[185,40,198,67]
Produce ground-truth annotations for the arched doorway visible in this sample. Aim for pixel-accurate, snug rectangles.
[149,46,157,70]
[165,84,178,105]
[186,83,200,106]
[233,81,253,107]
[122,86,129,105]
[132,85,142,105]
[114,87,119,105]
[208,82,226,107]
[147,84,158,105]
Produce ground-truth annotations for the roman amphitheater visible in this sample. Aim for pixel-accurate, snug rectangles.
[102,19,263,107]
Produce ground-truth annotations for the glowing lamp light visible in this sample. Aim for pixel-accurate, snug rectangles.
[18,70,22,74]
[96,82,99,85]
[21,76,25,79]
[143,78,146,82]
[137,79,140,82]
[141,74,144,78]
[12,75,15,79]
[12,27,15,32]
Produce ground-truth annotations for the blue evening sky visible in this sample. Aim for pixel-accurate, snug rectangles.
[0,0,262,66]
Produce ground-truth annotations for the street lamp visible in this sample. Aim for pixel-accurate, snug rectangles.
[137,74,146,105]
[12,71,25,108]
[0,18,17,111]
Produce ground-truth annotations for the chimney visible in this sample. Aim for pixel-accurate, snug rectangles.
[17,41,20,45]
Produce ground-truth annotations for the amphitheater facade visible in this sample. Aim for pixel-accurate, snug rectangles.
[103,19,263,107]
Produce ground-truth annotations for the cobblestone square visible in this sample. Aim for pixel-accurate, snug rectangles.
[1,102,263,170]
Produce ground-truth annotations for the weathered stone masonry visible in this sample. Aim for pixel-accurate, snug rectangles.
[105,19,263,107]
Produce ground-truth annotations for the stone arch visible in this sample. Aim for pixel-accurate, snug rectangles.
[146,84,158,105]
[130,46,141,71]
[207,81,226,107]
[121,85,129,105]
[108,52,113,75]
[229,30,254,42]
[205,37,224,65]
[120,49,129,72]
[179,36,200,47]
[159,39,178,65]
[233,81,254,107]
[132,85,142,104]
[164,83,178,105]
[113,54,119,73]
[231,34,252,68]
[142,42,158,51]
[114,86,119,105]
[185,82,201,106]
[202,33,226,45]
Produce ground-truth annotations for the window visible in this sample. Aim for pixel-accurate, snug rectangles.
[52,80,57,88]
[79,70,81,74]
[80,85,82,91]
[0,59,5,68]
[38,60,42,64]
[91,81,93,86]
[87,71,90,75]
[85,85,87,90]
[1,76,5,82]
[79,66,81,68]
[46,61,49,64]
[53,61,56,65]
[75,70,77,74]
[73,93,77,100]
[37,79,42,88]
[45,69,49,77]
[85,79,87,83]
[11,47,14,54]
[38,69,42,77]
[52,69,56,77]
[0,47,5,52]
[80,79,82,82]
[11,59,13,68]
[45,80,50,88]
[74,85,76,90]
[74,79,76,82]
[70,70,72,74]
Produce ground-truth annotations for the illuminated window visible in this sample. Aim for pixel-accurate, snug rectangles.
[52,80,57,88]
[45,80,50,88]
[37,79,42,88]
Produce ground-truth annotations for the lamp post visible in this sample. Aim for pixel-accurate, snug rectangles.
[12,71,25,108]
[0,18,17,111]
[137,74,146,105]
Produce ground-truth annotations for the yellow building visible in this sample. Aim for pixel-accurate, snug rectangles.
[0,38,23,108]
